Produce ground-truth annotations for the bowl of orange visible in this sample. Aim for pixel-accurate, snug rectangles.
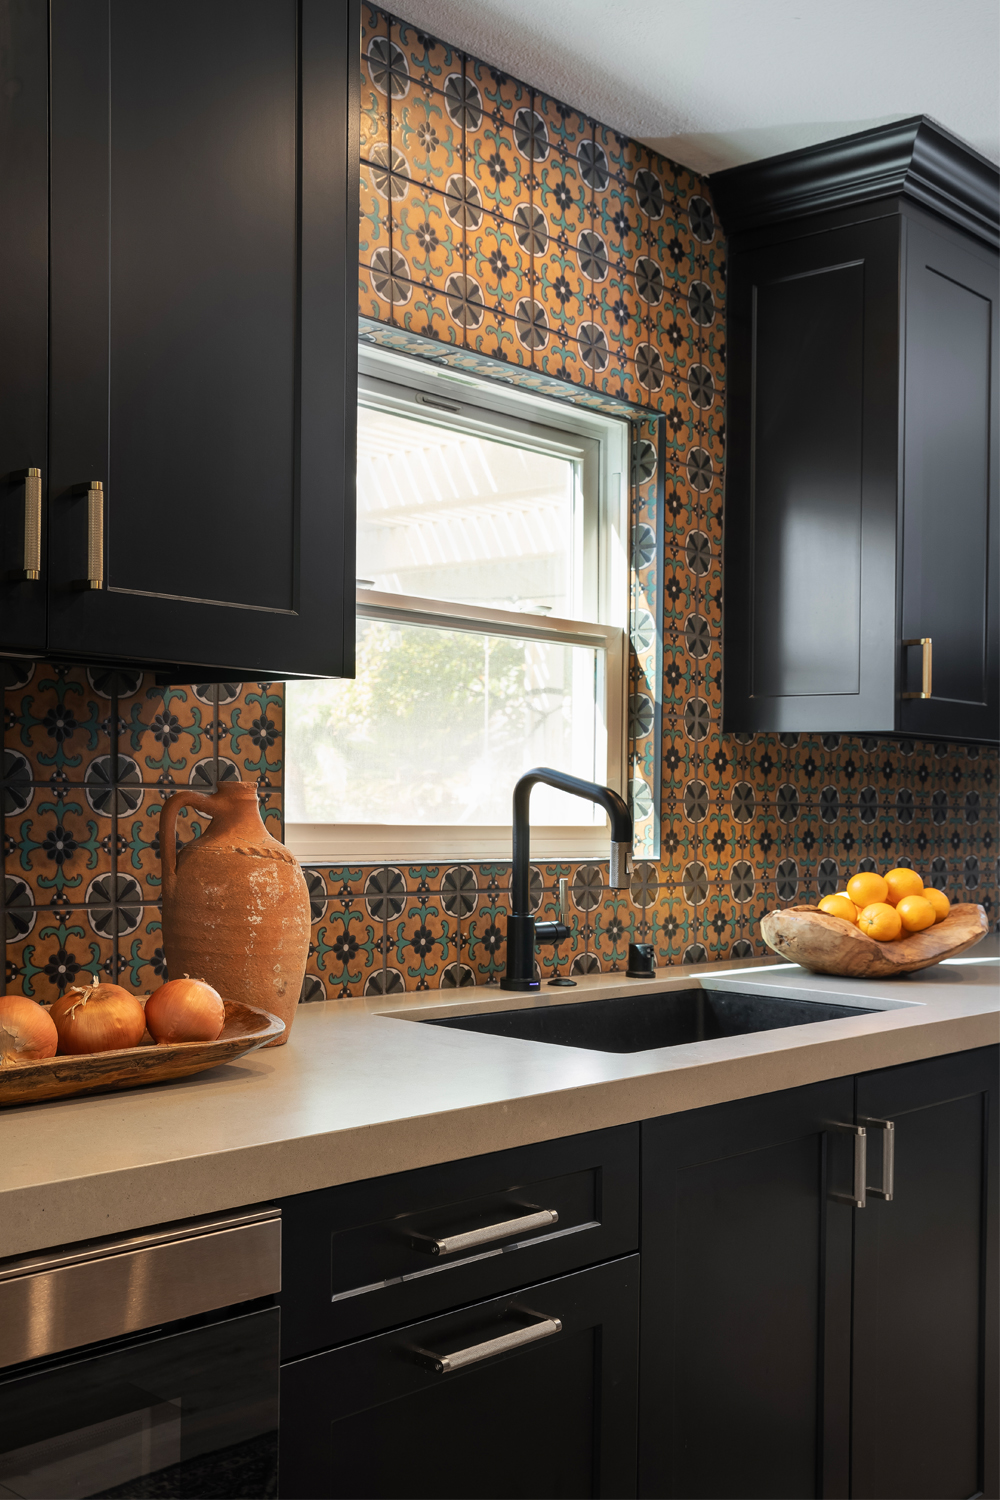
[760,867,988,978]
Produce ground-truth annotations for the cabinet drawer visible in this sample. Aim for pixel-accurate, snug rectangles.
[278,1124,638,1358]
[279,1255,639,1499]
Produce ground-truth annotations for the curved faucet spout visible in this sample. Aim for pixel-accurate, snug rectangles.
[502,767,633,991]
[512,768,631,912]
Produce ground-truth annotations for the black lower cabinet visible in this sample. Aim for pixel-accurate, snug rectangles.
[276,1050,997,1500]
[279,1257,639,1499]
[277,1125,639,1358]
[639,1078,856,1500]
[851,1048,998,1500]
[639,1047,998,1500]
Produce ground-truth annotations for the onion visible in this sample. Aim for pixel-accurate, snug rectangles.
[51,983,147,1054]
[0,996,59,1065]
[144,977,225,1044]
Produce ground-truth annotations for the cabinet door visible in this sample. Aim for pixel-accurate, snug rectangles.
[279,1257,638,1500]
[900,216,999,742]
[640,1078,856,1499]
[0,0,48,653]
[852,1046,999,1500]
[46,0,358,680]
[724,217,901,732]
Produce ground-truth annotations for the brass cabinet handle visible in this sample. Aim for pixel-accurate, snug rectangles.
[9,468,42,580]
[21,467,41,579]
[415,1312,562,1373]
[902,637,932,699]
[411,1208,559,1257]
[860,1117,895,1201]
[75,481,104,590]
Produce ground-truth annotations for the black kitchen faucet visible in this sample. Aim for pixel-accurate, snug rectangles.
[501,767,633,992]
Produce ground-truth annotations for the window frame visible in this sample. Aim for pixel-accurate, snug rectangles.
[284,345,629,864]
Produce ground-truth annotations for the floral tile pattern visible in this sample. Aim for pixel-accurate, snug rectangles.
[1,668,288,999]
[348,5,998,981]
[1,13,995,1007]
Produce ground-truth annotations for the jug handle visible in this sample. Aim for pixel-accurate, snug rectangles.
[159,789,217,892]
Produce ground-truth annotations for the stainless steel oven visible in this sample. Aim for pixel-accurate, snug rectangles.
[0,1207,280,1499]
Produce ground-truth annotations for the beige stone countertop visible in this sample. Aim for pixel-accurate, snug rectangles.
[1,945,998,1259]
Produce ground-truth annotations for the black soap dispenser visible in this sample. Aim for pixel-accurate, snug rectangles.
[626,942,656,979]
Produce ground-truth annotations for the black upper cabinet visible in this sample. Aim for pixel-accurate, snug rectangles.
[0,0,48,656]
[1,0,359,680]
[900,217,997,737]
[714,118,999,742]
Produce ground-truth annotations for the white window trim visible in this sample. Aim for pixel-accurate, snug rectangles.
[284,345,630,866]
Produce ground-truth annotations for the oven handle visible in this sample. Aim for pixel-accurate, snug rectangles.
[0,1206,280,1370]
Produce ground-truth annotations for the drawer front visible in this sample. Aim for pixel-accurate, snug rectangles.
[279,1255,639,1500]
[278,1124,638,1357]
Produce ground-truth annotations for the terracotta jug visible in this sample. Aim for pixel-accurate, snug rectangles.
[159,782,310,1045]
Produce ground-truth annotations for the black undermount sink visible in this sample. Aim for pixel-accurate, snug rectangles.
[419,987,876,1054]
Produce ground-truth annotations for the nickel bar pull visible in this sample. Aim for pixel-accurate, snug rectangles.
[829,1122,867,1208]
[860,1117,895,1201]
[412,1208,558,1257]
[902,637,932,699]
[415,1312,562,1373]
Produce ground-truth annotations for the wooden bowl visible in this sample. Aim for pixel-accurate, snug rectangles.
[0,998,284,1109]
[760,902,989,979]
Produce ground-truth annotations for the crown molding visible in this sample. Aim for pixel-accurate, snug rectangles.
[710,117,999,248]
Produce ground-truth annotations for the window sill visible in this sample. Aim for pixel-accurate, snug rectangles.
[285,823,613,866]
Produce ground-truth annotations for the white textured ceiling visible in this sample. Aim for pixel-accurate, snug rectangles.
[389,0,1000,174]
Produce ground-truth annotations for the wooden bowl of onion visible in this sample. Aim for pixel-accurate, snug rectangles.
[0,978,284,1108]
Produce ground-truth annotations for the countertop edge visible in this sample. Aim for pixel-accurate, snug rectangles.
[2,1002,996,1260]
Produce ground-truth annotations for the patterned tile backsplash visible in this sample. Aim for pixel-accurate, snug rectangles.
[2,667,284,1001]
[359,6,726,410]
[1,8,997,1005]
[2,664,995,1002]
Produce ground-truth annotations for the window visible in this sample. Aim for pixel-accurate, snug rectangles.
[285,345,628,861]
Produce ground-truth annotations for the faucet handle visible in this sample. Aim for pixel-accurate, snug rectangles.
[609,842,632,890]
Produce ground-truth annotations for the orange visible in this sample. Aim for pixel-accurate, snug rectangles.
[896,894,936,933]
[922,888,951,923]
[857,902,902,941]
[818,893,858,924]
[883,867,924,906]
[847,871,889,908]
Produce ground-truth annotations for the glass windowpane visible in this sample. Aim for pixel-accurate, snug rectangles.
[357,406,580,617]
[285,618,606,826]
